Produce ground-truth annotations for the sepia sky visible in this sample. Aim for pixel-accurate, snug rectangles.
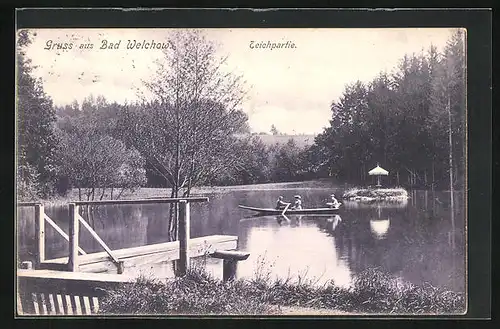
[22,28,457,134]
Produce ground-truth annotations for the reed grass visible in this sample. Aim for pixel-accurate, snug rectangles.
[98,266,465,315]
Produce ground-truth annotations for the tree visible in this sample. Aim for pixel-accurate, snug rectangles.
[270,124,279,135]
[311,31,465,190]
[429,29,466,231]
[17,30,60,199]
[220,136,271,185]
[57,106,146,200]
[117,30,248,237]
[270,139,306,182]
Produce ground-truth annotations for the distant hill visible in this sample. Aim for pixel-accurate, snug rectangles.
[243,134,317,148]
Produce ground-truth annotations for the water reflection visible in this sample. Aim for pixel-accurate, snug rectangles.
[369,205,391,239]
[329,215,342,232]
[237,215,352,287]
[16,188,465,292]
[370,219,390,239]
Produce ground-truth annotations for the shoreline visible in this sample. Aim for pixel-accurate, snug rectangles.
[28,179,344,206]
[21,180,459,207]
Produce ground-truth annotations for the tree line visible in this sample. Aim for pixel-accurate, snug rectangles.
[312,30,466,190]
[17,29,466,206]
[16,30,311,204]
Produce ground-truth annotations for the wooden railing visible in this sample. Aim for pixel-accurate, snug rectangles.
[18,247,250,316]
[17,268,133,315]
[17,197,251,316]
[17,197,209,274]
[65,197,209,275]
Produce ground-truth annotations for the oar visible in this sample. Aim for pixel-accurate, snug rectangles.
[281,203,290,216]
[282,213,291,222]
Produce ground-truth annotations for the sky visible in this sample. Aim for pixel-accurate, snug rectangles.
[22,28,457,135]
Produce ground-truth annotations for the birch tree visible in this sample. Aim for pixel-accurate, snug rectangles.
[117,30,248,236]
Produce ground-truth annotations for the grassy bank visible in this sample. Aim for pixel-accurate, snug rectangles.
[98,267,465,316]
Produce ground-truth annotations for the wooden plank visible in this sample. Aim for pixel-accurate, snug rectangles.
[43,235,238,269]
[211,250,250,261]
[17,289,23,315]
[18,278,36,314]
[39,262,69,271]
[78,296,87,315]
[17,202,42,207]
[36,293,46,315]
[79,239,237,273]
[54,294,63,315]
[34,204,45,266]
[44,215,87,255]
[18,270,135,283]
[62,294,72,315]
[68,203,80,272]
[89,296,98,314]
[33,293,40,315]
[91,240,237,273]
[71,197,209,206]
[70,295,79,315]
[46,293,55,315]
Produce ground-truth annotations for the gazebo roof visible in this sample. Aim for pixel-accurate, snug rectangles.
[368,165,389,176]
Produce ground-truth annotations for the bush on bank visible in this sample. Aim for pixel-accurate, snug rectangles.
[98,267,465,315]
[342,187,409,201]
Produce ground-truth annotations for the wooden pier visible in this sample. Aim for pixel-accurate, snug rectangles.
[17,197,250,315]
[40,235,239,273]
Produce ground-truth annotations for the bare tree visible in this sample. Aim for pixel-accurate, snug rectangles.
[119,29,248,237]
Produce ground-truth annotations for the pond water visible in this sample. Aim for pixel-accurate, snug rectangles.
[16,186,466,292]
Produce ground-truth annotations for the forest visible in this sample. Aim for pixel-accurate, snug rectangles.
[17,29,466,202]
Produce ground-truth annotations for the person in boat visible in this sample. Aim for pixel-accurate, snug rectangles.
[328,193,340,208]
[275,196,289,210]
[291,195,302,210]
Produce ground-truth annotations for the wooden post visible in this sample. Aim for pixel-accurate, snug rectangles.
[211,250,250,282]
[34,204,45,268]
[68,203,80,272]
[177,200,190,276]
[223,260,238,282]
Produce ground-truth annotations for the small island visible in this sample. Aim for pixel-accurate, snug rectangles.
[342,165,409,202]
[342,187,409,202]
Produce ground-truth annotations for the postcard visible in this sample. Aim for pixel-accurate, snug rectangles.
[15,11,471,317]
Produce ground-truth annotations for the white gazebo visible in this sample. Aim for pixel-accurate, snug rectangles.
[368,164,389,187]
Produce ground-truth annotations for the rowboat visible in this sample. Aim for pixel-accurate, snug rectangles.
[238,204,341,215]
